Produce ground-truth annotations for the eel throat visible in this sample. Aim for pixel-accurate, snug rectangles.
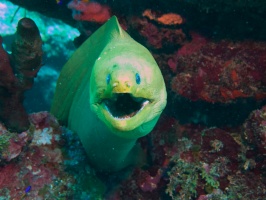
[103,93,149,119]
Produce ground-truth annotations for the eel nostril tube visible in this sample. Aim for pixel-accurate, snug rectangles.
[125,81,131,88]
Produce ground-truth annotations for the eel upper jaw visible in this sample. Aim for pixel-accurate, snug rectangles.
[101,93,150,120]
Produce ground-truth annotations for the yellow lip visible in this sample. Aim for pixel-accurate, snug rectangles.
[112,82,132,93]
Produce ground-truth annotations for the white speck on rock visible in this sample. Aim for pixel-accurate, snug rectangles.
[32,127,53,146]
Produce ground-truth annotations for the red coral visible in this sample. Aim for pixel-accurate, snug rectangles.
[177,33,207,56]
[68,0,111,23]
[189,128,240,171]
[130,17,187,50]
[138,168,162,192]
[170,33,266,102]
[5,132,28,161]
[0,37,15,87]
[29,111,59,130]
[0,163,21,197]
[242,105,266,155]
[0,112,74,199]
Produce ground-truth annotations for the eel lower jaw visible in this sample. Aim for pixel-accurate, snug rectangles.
[101,93,150,120]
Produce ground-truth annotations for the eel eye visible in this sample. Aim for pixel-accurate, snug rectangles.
[135,73,141,84]
[106,74,111,84]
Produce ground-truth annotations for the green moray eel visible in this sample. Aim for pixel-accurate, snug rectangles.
[51,16,167,172]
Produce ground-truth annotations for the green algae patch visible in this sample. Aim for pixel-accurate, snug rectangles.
[0,134,12,154]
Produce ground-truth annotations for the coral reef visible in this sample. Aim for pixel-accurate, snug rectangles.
[129,13,187,51]
[111,106,266,199]
[242,106,266,174]
[169,33,266,103]
[1,108,265,199]
[0,112,105,199]
[0,18,42,132]
[8,0,266,41]
[7,0,75,27]
[0,0,78,61]
[1,0,80,113]
[1,1,266,199]
[0,112,72,199]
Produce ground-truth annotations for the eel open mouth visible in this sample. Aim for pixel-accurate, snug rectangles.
[103,93,149,119]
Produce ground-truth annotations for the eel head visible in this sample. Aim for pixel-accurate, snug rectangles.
[90,54,167,139]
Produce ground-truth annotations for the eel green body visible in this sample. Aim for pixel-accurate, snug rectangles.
[51,16,167,172]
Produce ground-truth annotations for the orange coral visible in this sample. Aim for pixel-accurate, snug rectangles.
[143,9,183,25]
[68,1,110,23]
[157,13,183,25]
